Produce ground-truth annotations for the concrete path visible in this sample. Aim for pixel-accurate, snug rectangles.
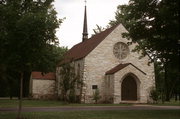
[0,105,180,112]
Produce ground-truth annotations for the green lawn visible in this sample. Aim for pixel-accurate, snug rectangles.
[152,100,180,106]
[0,99,179,119]
[0,99,131,108]
[0,110,180,119]
[0,99,179,108]
[0,99,65,108]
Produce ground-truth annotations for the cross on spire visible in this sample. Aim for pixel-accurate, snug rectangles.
[84,0,87,6]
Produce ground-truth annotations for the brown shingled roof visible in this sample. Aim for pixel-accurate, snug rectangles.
[106,63,146,75]
[61,24,119,64]
[31,72,55,80]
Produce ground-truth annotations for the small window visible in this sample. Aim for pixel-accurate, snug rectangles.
[92,85,98,89]
[77,64,80,74]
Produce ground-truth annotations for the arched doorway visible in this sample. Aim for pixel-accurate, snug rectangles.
[121,75,137,101]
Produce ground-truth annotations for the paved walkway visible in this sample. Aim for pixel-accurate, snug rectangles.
[0,105,180,112]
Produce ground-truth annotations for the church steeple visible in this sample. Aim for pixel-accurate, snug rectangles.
[82,0,88,42]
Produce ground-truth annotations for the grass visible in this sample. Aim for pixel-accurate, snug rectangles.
[0,99,65,108]
[0,99,179,108]
[152,100,180,106]
[0,99,131,108]
[0,99,179,119]
[0,110,180,119]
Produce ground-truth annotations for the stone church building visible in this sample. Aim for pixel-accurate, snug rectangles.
[56,5,155,104]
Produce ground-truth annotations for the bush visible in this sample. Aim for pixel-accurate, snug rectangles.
[150,88,160,103]
[93,89,101,104]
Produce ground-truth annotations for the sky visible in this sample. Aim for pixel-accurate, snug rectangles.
[54,0,129,48]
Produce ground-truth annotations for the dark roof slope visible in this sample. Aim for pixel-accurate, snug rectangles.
[106,63,146,75]
[31,72,56,80]
[62,25,118,64]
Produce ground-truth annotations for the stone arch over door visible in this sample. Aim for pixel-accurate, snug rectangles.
[121,73,140,101]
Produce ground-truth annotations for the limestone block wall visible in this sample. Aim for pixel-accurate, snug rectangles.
[56,59,85,100]
[31,79,55,99]
[104,75,114,103]
[113,65,152,104]
[83,24,155,103]
[56,67,61,96]
[73,59,85,101]
[73,59,85,78]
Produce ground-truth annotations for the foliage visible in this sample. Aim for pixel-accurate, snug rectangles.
[164,62,179,101]
[53,46,68,67]
[0,0,62,118]
[92,24,106,35]
[110,0,179,101]
[110,0,179,62]
[154,61,180,102]
[48,46,68,72]
[154,62,165,102]
[0,76,9,97]
[0,46,67,98]
[0,70,20,98]
[150,87,160,103]
[0,0,62,73]
[59,63,82,103]
[93,89,101,104]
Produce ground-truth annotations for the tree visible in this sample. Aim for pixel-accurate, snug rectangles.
[93,89,101,104]
[0,0,62,118]
[110,0,179,101]
[150,87,160,103]
[92,24,106,35]
[0,46,67,100]
[51,46,68,71]
[0,68,22,99]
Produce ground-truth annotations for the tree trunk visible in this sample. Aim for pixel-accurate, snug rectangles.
[164,63,171,101]
[161,62,166,103]
[175,92,177,101]
[17,72,23,119]
[10,95,12,100]
[161,92,165,104]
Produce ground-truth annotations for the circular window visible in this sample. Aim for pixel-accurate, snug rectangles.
[113,42,129,60]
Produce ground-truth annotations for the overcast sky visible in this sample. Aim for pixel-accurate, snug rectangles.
[54,0,129,48]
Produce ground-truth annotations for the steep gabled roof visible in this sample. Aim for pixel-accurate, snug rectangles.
[61,24,119,64]
[105,63,146,75]
[31,72,56,80]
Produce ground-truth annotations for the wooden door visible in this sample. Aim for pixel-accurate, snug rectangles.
[121,75,137,100]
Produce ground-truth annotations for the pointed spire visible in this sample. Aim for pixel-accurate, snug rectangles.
[82,0,88,42]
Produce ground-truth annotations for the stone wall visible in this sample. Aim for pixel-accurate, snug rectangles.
[113,65,153,103]
[104,75,114,103]
[56,24,155,103]
[56,59,85,101]
[31,79,55,99]
[82,24,155,103]
[56,67,61,96]
[73,59,85,102]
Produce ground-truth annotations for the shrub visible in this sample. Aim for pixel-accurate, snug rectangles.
[150,88,160,103]
[93,89,101,104]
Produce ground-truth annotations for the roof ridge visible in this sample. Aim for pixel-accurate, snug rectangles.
[31,72,56,80]
[73,24,119,46]
[61,24,120,64]
[105,63,146,75]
